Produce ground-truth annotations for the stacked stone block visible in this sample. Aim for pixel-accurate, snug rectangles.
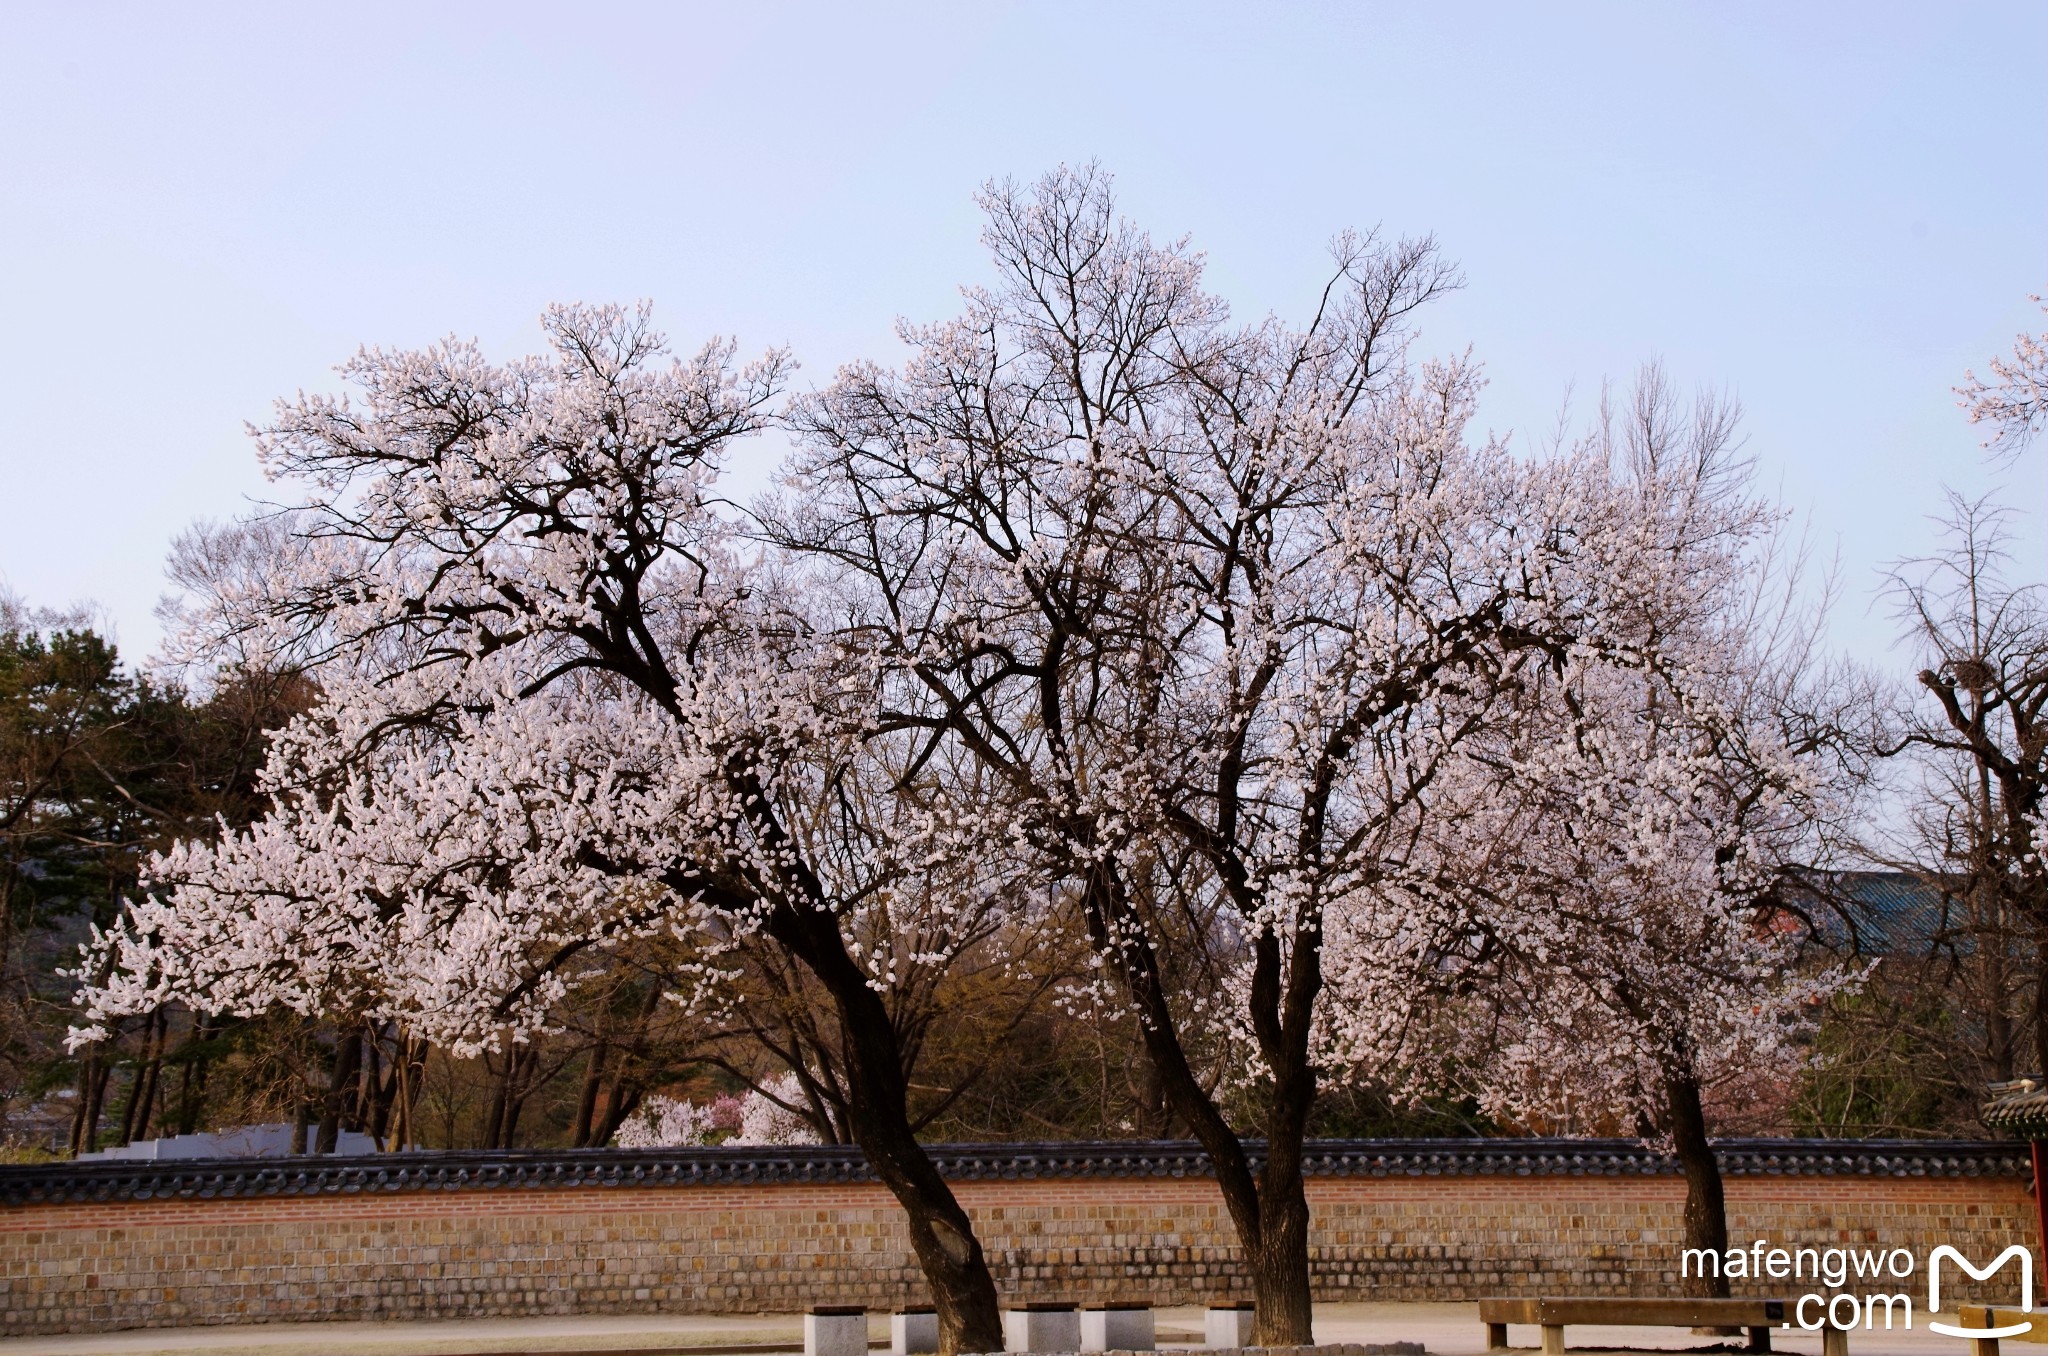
[0,1165,2029,1336]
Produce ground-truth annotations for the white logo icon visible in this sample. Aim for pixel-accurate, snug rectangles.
[1926,1245,2034,1339]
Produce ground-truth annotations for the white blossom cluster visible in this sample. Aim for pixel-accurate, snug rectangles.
[1959,294,2048,460]
[614,1073,821,1147]
[71,304,1035,1072]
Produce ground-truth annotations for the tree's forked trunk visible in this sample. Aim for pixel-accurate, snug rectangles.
[70,1049,108,1156]
[1083,869,1321,1346]
[316,1026,364,1154]
[173,1016,214,1137]
[114,1010,165,1146]
[1248,1027,1320,1346]
[391,1032,425,1152]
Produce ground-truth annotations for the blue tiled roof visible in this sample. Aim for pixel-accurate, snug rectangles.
[1785,870,1953,958]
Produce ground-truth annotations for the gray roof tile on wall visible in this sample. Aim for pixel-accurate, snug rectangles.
[0,1137,2028,1207]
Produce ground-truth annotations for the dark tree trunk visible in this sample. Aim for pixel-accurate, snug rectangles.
[114,1029,141,1147]
[483,1044,537,1150]
[1135,1037,1315,1344]
[1251,1103,1316,1343]
[1079,866,1320,1345]
[586,982,662,1147]
[173,1056,198,1138]
[483,1050,513,1150]
[593,1075,643,1148]
[116,1011,165,1146]
[363,1033,398,1146]
[391,1034,427,1151]
[585,783,1005,1349]
[792,1066,846,1144]
[1668,1073,1730,1298]
[1129,1048,1172,1138]
[500,1094,528,1148]
[315,1027,363,1154]
[2034,935,2048,1080]
[0,872,15,978]
[573,1041,610,1148]
[1979,877,2017,1081]
[129,1052,161,1144]
[1249,1166,1314,1343]
[1988,978,2018,1082]
[357,1031,380,1132]
[1247,900,1326,1347]
[173,1017,214,1137]
[767,905,1003,1356]
[70,1050,109,1156]
[500,1058,532,1149]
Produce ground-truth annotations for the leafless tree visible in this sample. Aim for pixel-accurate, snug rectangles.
[1878,493,2048,1078]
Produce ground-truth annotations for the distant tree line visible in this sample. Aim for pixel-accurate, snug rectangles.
[0,600,310,1153]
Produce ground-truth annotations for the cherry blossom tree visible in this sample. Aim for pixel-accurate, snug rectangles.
[779,166,1655,1342]
[70,305,1025,1354]
[1448,374,1864,1292]
[1960,296,2048,460]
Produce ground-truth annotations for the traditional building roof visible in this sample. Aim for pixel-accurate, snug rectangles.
[1780,869,1954,958]
[1982,1078,2048,1139]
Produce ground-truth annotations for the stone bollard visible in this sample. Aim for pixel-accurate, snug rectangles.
[808,1306,869,1356]
[893,1306,939,1355]
[1081,1303,1155,1352]
[1005,1303,1082,1353]
[1206,1303,1255,1348]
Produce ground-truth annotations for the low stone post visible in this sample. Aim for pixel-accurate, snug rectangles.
[1206,1303,1255,1348]
[1081,1303,1154,1351]
[893,1306,939,1355]
[1005,1303,1082,1353]
[808,1305,869,1356]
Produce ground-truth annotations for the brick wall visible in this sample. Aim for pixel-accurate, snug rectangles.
[0,1159,2031,1336]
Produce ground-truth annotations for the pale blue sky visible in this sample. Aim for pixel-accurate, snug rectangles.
[2,3,2041,668]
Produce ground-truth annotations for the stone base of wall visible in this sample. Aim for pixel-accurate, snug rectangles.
[0,1170,2030,1336]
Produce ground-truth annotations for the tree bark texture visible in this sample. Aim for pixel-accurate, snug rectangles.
[315,1027,363,1154]
[572,1041,610,1148]
[1080,866,1319,1345]
[69,1050,108,1156]
[768,904,1003,1356]
[1668,1073,1731,1298]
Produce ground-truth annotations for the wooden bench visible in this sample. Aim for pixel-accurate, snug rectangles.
[1956,1306,2044,1356]
[1480,1297,1800,1356]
